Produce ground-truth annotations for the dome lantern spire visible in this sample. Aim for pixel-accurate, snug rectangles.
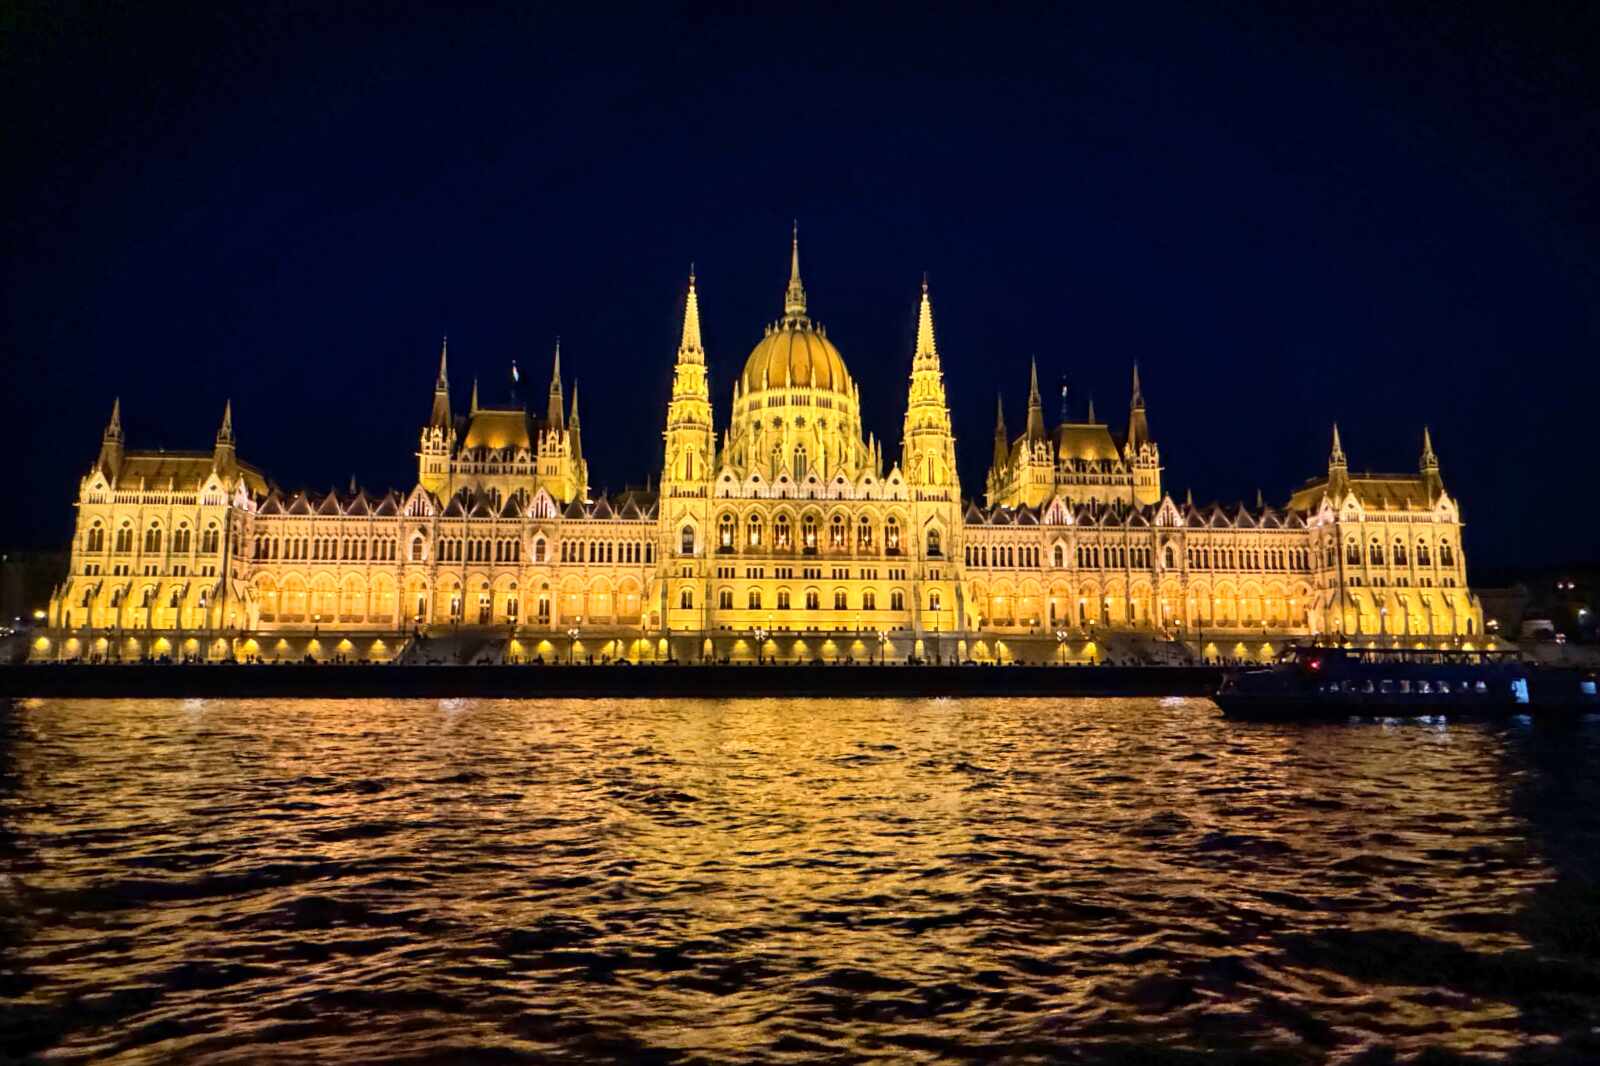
[784,220,807,319]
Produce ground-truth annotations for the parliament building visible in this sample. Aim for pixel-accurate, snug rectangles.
[39,232,1485,664]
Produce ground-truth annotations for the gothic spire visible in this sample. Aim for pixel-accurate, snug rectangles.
[1025,358,1046,441]
[429,338,452,428]
[105,396,122,440]
[914,273,937,361]
[679,267,704,361]
[547,339,565,430]
[568,379,583,464]
[469,378,479,415]
[1087,394,1096,423]
[1421,425,1439,471]
[217,398,233,444]
[784,221,807,319]
[1131,362,1145,408]
[992,393,1010,470]
[1330,422,1347,468]
[1126,363,1151,448]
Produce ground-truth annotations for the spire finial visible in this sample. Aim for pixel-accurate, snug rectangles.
[437,336,449,388]
[914,275,937,360]
[995,392,1006,433]
[784,221,807,318]
[107,396,122,438]
[218,398,233,441]
[1330,422,1347,468]
[1421,425,1438,470]
[569,378,581,426]
[1087,394,1097,423]
[1029,358,1042,405]
[1131,362,1144,407]
[470,377,479,414]
[1059,375,1070,422]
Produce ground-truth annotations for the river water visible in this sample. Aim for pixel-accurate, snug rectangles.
[3,697,1599,1064]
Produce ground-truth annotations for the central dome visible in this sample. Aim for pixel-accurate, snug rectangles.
[741,320,851,393]
[739,226,853,396]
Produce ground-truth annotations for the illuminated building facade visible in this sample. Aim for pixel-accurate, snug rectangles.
[39,232,1484,663]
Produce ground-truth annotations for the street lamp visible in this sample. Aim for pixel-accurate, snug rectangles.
[567,622,581,665]
[752,625,768,664]
[876,629,887,665]
[1055,628,1068,665]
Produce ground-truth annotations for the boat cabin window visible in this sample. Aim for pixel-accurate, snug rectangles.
[1380,680,1396,694]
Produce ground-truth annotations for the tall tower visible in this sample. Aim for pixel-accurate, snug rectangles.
[1126,363,1161,506]
[662,268,715,493]
[418,339,454,495]
[1018,358,1056,507]
[533,340,585,504]
[985,394,1010,507]
[900,277,958,495]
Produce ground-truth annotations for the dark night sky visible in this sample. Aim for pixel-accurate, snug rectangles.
[4,3,1597,569]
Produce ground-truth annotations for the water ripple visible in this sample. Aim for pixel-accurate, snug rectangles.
[3,697,1600,1062]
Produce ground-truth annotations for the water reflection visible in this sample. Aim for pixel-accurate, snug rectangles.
[1,697,1598,1062]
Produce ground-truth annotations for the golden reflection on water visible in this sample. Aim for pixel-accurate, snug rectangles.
[2,697,1597,1063]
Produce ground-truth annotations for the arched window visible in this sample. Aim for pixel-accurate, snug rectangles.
[747,515,763,546]
[201,524,220,554]
[771,443,784,473]
[143,524,162,553]
[863,590,876,610]
[775,515,792,548]
[534,536,547,562]
[926,528,942,557]
[858,517,873,548]
[719,588,733,609]
[1369,538,1384,566]
[806,589,820,610]
[114,524,133,553]
[830,515,846,548]
[1053,544,1065,568]
[679,587,694,610]
[929,590,942,611]
[1393,538,1407,566]
[1163,544,1175,569]
[793,444,807,474]
[411,536,425,562]
[1346,538,1360,565]
[719,514,735,550]
[86,523,105,553]
[891,589,905,610]
[748,589,762,610]
[777,588,791,610]
[802,514,818,550]
[1440,539,1454,567]
[885,517,901,553]
[833,589,847,610]
[1417,539,1431,566]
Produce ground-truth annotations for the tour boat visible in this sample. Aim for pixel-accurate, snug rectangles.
[1214,645,1599,719]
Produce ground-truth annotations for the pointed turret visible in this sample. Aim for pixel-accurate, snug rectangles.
[1058,376,1070,423]
[1420,425,1442,500]
[1025,358,1047,441]
[429,338,452,428]
[568,379,583,463]
[1185,487,1195,509]
[1087,394,1097,424]
[97,396,125,476]
[783,221,807,319]
[212,399,237,476]
[469,377,480,415]
[1127,362,1150,448]
[1328,423,1349,498]
[546,339,565,430]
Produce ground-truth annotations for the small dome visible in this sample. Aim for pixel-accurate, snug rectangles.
[741,320,851,394]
